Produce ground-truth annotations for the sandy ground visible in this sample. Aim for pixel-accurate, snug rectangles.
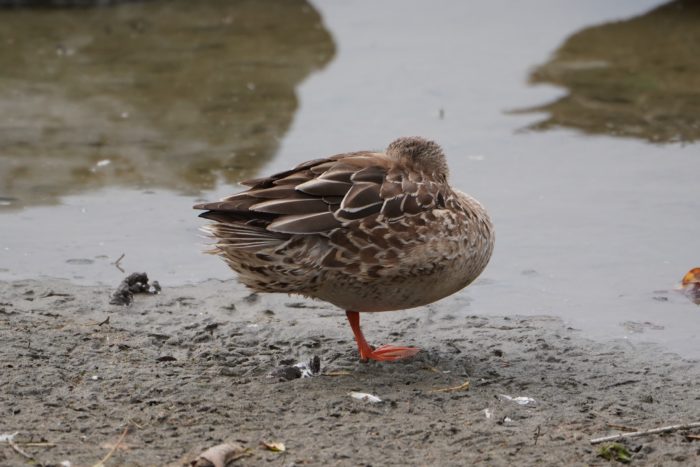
[1,277,699,466]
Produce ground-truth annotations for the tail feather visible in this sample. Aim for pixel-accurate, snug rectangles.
[201,220,288,252]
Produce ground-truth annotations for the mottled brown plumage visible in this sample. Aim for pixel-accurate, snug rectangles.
[195,137,494,361]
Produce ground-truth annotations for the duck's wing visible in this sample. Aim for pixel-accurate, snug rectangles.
[194,151,448,240]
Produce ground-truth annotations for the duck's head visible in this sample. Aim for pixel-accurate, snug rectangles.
[386,136,449,180]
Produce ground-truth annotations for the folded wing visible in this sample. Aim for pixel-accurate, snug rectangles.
[194,151,448,248]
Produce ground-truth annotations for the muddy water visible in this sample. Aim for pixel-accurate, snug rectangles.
[1,1,699,357]
[0,0,334,208]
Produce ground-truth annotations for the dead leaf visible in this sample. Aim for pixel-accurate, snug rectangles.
[681,268,700,286]
[191,442,251,467]
[260,441,285,452]
[679,267,700,305]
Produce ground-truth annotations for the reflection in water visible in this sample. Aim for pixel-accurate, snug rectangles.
[0,0,335,209]
[518,0,700,144]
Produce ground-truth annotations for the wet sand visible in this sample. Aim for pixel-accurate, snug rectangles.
[1,278,699,466]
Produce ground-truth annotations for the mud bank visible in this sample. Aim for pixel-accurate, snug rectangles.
[1,279,699,466]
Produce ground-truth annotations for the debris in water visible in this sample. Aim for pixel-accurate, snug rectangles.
[109,272,161,306]
[112,253,126,272]
[349,392,382,403]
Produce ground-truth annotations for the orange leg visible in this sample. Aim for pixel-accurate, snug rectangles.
[345,311,420,362]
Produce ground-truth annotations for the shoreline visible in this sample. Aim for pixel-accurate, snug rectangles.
[1,278,699,465]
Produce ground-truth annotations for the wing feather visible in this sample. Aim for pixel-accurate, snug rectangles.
[250,198,329,215]
[340,182,382,213]
[195,150,450,251]
[268,211,341,234]
[296,178,353,196]
[351,166,386,184]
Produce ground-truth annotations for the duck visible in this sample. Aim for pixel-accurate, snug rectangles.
[679,267,700,305]
[194,137,494,361]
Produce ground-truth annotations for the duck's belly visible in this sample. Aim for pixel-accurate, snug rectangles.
[313,261,476,312]
[312,209,493,312]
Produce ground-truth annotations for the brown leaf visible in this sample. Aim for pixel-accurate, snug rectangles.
[679,267,700,305]
[191,442,251,467]
[681,267,700,286]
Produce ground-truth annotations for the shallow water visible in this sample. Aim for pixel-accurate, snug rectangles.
[1,0,699,357]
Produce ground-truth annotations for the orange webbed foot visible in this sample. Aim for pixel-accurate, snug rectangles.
[365,344,420,362]
[346,310,420,362]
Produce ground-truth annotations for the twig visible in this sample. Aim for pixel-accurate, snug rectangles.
[323,371,353,377]
[8,438,34,461]
[430,381,470,393]
[112,253,125,273]
[15,442,56,447]
[533,425,541,446]
[93,426,129,467]
[127,418,145,429]
[607,423,639,433]
[590,421,700,444]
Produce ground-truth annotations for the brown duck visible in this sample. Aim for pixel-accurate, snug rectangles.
[195,137,494,361]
